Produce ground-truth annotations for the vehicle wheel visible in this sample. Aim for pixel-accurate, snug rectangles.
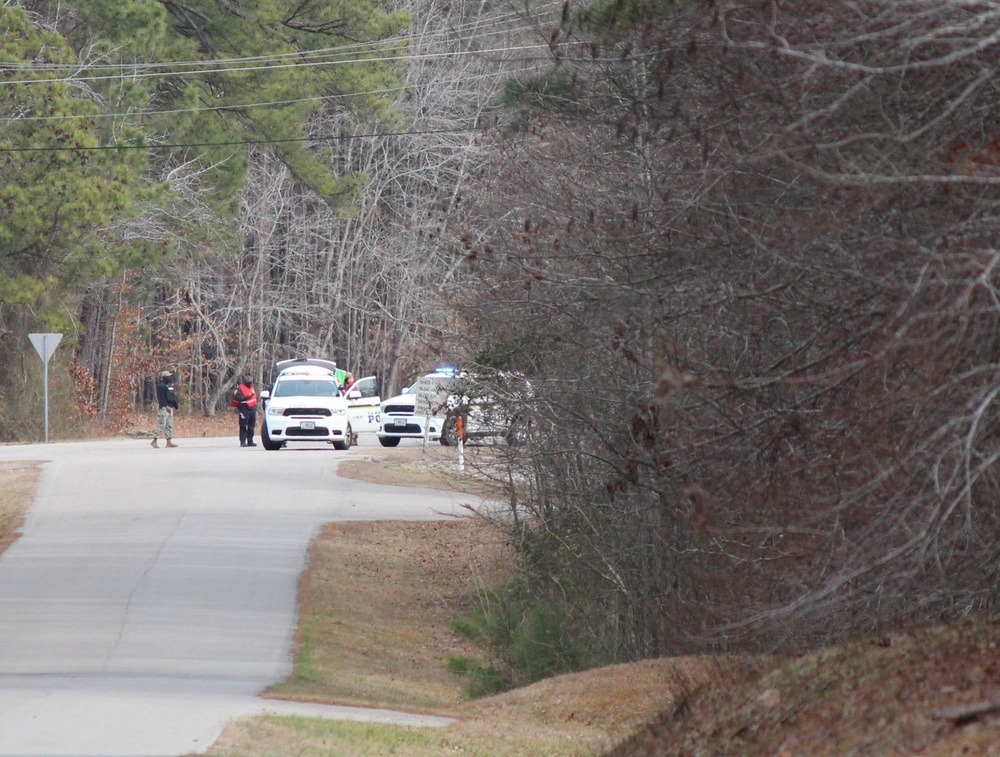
[378,437,401,447]
[333,423,353,451]
[261,421,281,451]
[440,414,459,447]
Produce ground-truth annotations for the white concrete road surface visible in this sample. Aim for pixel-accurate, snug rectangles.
[0,434,476,756]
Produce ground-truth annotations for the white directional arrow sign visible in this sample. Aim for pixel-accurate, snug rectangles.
[28,333,63,442]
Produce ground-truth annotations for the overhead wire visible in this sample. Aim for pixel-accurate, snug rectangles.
[0,126,482,152]
[0,43,553,86]
[0,61,540,152]
[0,11,545,81]
[0,14,549,126]
[8,60,544,123]
[10,9,535,73]
[0,9,561,151]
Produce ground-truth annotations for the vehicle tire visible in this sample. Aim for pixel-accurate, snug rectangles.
[440,414,459,447]
[261,421,281,451]
[333,423,353,451]
[378,437,401,447]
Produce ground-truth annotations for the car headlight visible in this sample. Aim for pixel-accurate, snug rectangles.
[330,407,347,416]
[267,405,284,416]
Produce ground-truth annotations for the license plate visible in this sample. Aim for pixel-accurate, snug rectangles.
[301,420,315,430]
[394,418,406,427]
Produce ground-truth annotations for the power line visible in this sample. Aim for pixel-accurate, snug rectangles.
[0,8,564,133]
[0,43,552,86]
[0,11,549,86]
[8,11,535,74]
[2,60,543,125]
[0,126,486,153]
[2,39,545,125]
[0,11,553,150]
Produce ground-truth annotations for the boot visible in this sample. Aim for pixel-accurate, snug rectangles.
[166,439,178,448]
[151,438,159,448]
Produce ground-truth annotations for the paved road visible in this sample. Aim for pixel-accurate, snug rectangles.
[0,435,473,756]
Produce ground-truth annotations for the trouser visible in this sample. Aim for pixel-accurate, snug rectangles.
[154,406,174,439]
[239,408,257,444]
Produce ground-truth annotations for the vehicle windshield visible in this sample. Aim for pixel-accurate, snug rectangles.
[273,379,341,398]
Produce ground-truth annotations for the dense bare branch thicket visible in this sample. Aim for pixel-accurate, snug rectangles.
[449,1,1000,657]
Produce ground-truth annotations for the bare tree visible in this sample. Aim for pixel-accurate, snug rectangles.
[445,0,1000,659]
[168,0,543,399]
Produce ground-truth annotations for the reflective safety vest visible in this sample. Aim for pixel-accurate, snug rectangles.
[232,383,258,409]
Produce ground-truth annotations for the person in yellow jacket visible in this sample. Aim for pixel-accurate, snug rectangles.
[231,378,259,447]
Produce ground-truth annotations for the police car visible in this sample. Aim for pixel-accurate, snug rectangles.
[374,366,457,447]
[376,366,530,447]
[259,359,380,451]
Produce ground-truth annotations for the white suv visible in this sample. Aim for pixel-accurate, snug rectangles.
[259,359,353,450]
[375,370,454,447]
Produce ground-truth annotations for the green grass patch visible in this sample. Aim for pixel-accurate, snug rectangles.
[202,714,591,757]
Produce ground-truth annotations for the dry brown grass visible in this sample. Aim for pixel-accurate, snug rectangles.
[250,447,737,753]
[0,461,39,554]
[606,620,1000,757]
[122,411,238,440]
[264,518,508,713]
[253,513,716,754]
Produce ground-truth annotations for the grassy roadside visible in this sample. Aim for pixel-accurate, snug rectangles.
[0,460,40,555]
[200,507,695,757]
[202,446,655,756]
[265,519,505,714]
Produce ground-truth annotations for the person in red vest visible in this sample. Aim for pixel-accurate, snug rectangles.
[232,377,259,447]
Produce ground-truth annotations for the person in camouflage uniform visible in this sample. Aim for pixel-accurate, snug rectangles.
[151,370,179,448]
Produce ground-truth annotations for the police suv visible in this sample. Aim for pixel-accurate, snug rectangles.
[376,366,530,448]
[258,358,380,451]
[375,367,453,447]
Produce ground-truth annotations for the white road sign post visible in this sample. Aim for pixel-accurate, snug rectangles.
[28,332,63,443]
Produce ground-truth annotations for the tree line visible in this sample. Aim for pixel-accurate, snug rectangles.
[3,0,1000,672]
[0,0,527,434]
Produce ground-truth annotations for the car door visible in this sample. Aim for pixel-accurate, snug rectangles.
[346,375,380,434]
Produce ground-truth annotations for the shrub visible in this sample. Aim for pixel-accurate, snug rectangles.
[448,580,587,697]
